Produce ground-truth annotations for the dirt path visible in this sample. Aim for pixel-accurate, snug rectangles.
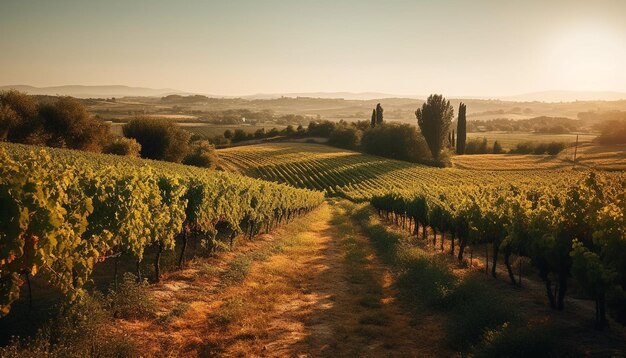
[114,201,443,357]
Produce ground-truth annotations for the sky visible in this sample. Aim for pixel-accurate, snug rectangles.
[1,0,625,97]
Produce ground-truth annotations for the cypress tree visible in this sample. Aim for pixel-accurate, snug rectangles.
[371,109,376,128]
[456,102,467,154]
[375,103,384,126]
[452,130,455,148]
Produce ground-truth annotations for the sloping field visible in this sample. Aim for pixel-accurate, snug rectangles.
[451,143,626,170]
[218,143,589,201]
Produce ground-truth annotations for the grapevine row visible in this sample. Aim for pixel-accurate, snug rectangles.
[0,143,324,316]
[370,172,625,326]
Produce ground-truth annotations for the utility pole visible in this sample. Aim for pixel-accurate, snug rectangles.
[573,134,579,169]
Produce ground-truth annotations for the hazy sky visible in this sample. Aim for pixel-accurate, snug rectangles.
[1,0,625,96]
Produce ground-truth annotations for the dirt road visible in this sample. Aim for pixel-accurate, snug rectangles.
[114,201,447,357]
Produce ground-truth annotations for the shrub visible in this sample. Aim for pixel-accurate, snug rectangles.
[533,142,548,154]
[396,250,457,307]
[546,141,566,155]
[0,293,138,357]
[472,323,556,358]
[465,138,490,154]
[509,141,534,154]
[103,137,142,157]
[445,274,515,350]
[183,140,219,169]
[108,273,155,319]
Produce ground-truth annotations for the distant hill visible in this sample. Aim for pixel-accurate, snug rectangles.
[503,90,626,102]
[242,92,421,100]
[0,85,191,98]
[3,85,625,103]
[244,90,626,102]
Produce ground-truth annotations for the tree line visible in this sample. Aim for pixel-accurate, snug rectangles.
[0,91,218,168]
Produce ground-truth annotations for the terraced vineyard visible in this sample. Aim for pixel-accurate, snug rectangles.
[218,142,589,201]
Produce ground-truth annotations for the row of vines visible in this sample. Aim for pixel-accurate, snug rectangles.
[370,172,626,327]
[0,143,324,316]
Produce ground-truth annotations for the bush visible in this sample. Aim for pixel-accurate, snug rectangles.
[533,142,547,154]
[509,141,566,155]
[103,137,142,157]
[445,274,515,350]
[360,123,431,163]
[108,273,155,319]
[509,141,535,154]
[465,138,490,154]
[123,117,191,162]
[328,126,361,150]
[396,250,457,307]
[0,293,138,357]
[472,323,556,358]
[546,141,566,155]
[183,140,219,169]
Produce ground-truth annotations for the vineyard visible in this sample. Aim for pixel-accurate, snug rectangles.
[219,142,626,326]
[218,142,591,201]
[0,142,324,316]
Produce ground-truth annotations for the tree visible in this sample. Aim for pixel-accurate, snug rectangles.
[456,102,467,154]
[361,123,430,162]
[328,126,361,150]
[38,96,109,151]
[370,109,376,128]
[415,94,454,160]
[223,129,233,139]
[376,103,383,126]
[493,140,503,154]
[123,117,191,162]
[0,90,39,142]
[232,129,248,142]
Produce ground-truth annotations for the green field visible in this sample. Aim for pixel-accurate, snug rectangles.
[466,131,596,150]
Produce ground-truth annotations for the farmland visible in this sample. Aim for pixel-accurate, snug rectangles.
[218,142,597,200]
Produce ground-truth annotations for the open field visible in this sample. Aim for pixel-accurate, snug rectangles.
[452,143,626,170]
[81,95,626,124]
[466,131,596,150]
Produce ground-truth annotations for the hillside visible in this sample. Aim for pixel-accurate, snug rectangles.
[218,142,595,201]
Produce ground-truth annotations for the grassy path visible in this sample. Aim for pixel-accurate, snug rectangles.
[113,201,444,357]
